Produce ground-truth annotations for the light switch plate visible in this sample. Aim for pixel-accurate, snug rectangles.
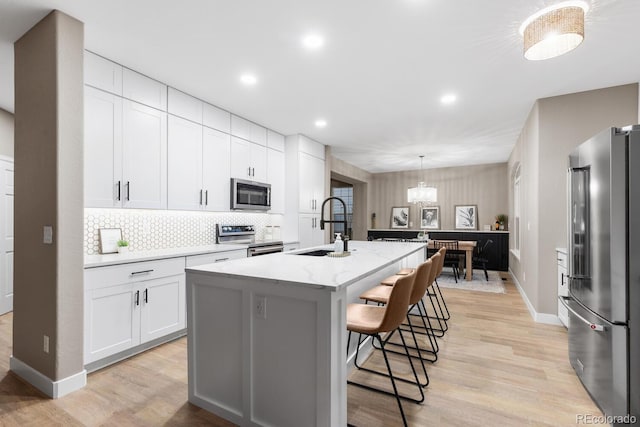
[43,226,53,244]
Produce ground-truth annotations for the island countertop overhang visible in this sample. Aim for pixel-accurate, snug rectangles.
[185,240,426,291]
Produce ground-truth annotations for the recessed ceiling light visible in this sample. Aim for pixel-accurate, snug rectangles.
[302,34,325,50]
[240,74,257,86]
[440,94,457,104]
[315,119,327,128]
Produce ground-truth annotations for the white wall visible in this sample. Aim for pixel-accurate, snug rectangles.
[0,109,13,158]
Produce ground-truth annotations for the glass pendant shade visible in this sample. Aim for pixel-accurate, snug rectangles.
[407,182,437,204]
[520,1,588,61]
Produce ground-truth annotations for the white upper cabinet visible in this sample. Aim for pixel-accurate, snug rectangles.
[202,127,231,211]
[298,152,325,213]
[168,117,231,211]
[85,86,123,208]
[122,100,168,209]
[203,103,231,133]
[298,135,325,160]
[231,115,251,141]
[231,115,267,146]
[85,51,122,96]
[267,149,285,214]
[267,130,285,152]
[230,137,267,182]
[122,68,167,111]
[168,88,202,124]
[168,115,203,211]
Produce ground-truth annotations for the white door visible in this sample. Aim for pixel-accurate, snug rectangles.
[267,149,285,214]
[202,126,231,211]
[0,158,14,315]
[84,283,140,363]
[139,274,185,344]
[168,115,203,211]
[122,100,167,209]
[84,86,123,208]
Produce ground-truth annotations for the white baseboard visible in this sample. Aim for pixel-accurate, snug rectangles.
[509,270,562,326]
[10,356,86,398]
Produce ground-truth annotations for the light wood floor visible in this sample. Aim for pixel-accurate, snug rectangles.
[0,273,601,426]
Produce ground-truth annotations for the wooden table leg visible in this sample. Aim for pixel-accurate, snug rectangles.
[465,249,473,281]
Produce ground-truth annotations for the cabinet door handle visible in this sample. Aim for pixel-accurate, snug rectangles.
[116,181,121,201]
[135,290,140,306]
[205,190,208,206]
[248,167,251,177]
[200,189,203,205]
[214,257,229,263]
[130,269,154,276]
[143,288,148,304]
[126,181,130,201]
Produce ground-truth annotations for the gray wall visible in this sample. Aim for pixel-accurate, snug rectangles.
[509,83,639,316]
[14,10,84,382]
[370,163,508,231]
[327,151,373,241]
[0,109,13,158]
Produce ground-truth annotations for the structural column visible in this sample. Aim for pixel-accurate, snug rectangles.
[12,10,85,397]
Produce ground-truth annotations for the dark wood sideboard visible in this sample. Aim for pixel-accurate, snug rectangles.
[367,229,509,271]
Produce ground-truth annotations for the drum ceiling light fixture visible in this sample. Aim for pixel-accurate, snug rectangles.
[520,1,589,61]
[407,155,437,205]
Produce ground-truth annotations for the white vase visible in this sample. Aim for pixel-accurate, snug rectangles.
[118,246,129,254]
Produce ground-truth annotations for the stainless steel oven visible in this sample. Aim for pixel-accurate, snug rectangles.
[217,224,283,257]
[248,242,284,257]
[231,178,271,211]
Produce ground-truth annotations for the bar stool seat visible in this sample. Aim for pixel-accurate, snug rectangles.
[397,268,414,275]
[346,304,389,334]
[381,274,404,286]
[359,284,392,304]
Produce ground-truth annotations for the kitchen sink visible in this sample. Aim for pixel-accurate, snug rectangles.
[293,249,333,257]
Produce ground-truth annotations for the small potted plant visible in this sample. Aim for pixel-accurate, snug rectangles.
[117,239,129,254]
[495,214,507,230]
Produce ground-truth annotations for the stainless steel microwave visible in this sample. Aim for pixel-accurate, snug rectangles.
[230,178,271,211]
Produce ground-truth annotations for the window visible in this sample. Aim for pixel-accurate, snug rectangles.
[330,182,353,241]
[512,164,521,258]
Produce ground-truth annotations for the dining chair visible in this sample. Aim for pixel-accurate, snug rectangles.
[472,239,493,281]
[433,240,462,282]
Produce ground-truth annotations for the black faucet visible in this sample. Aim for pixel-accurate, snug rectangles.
[320,196,349,251]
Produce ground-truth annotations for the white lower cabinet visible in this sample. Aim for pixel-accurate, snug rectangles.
[84,258,185,364]
[557,249,568,328]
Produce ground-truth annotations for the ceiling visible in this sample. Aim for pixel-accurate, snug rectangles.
[0,0,639,173]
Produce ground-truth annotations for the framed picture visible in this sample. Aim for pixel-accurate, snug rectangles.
[390,206,410,229]
[455,205,478,230]
[420,206,440,229]
[99,228,122,254]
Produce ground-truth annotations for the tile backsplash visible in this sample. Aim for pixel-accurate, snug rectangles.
[84,208,283,255]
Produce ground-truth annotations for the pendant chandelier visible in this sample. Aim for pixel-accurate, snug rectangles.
[520,1,589,61]
[407,156,437,205]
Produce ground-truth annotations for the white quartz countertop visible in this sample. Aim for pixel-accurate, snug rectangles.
[84,244,248,268]
[186,240,426,291]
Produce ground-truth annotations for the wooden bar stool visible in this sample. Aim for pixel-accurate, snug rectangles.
[346,271,423,427]
[360,257,439,376]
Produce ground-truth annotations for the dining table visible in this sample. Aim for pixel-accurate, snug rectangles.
[428,240,477,281]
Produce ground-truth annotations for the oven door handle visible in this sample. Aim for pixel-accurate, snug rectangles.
[249,245,284,256]
[558,297,605,332]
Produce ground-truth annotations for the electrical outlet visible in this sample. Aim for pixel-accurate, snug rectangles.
[255,296,267,319]
[43,335,49,353]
